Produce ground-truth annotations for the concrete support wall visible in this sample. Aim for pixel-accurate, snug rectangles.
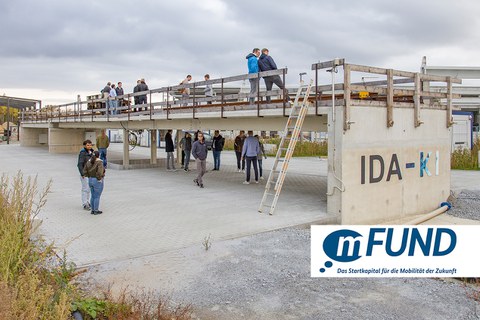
[48,127,87,153]
[123,129,130,169]
[150,130,157,164]
[328,106,451,224]
[20,127,48,147]
[175,130,182,165]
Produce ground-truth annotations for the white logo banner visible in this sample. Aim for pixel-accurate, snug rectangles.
[311,225,480,277]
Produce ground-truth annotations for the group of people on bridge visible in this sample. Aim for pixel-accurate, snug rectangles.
[96,47,285,115]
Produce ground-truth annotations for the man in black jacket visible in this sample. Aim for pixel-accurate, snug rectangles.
[212,130,225,171]
[77,139,94,210]
[133,80,141,111]
[138,78,149,111]
[180,132,193,171]
[258,48,287,103]
[165,130,176,171]
[115,82,124,110]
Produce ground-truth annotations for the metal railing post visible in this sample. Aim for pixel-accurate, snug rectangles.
[193,83,197,119]
[257,74,261,117]
[149,91,152,120]
[282,68,286,113]
[315,66,319,115]
[221,79,226,118]
[166,88,171,120]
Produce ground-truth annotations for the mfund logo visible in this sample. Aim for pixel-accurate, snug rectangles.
[319,227,456,273]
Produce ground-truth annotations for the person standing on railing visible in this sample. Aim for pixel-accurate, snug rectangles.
[115,82,124,112]
[109,84,118,115]
[180,75,192,106]
[258,48,287,103]
[204,74,214,104]
[138,78,149,111]
[246,48,260,104]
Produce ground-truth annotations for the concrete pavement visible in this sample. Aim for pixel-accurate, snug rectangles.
[0,143,331,267]
[1,144,479,267]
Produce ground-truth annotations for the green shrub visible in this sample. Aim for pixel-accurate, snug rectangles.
[451,139,480,170]
[0,172,74,319]
[224,137,328,157]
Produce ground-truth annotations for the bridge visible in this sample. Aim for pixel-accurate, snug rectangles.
[19,59,460,224]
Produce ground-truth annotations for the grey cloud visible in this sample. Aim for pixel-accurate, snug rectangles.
[0,0,479,104]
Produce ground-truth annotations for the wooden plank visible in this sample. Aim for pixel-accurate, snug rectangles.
[354,78,414,87]
[349,85,460,99]
[311,59,345,70]
[391,70,416,78]
[420,73,462,84]
[347,64,388,75]
[387,69,394,127]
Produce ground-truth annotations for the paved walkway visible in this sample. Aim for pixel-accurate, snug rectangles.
[0,144,330,267]
[1,144,479,267]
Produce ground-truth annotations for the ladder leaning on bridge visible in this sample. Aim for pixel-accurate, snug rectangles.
[258,79,314,215]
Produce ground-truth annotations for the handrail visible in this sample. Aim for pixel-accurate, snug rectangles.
[22,68,290,123]
[311,59,462,130]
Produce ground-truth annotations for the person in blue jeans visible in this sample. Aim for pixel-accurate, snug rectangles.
[212,130,225,171]
[255,135,267,179]
[83,150,105,215]
[96,129,110,168]
[241,130,260,184]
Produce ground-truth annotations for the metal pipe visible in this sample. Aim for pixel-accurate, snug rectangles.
[331,66,336,122]
[403,203,451,225]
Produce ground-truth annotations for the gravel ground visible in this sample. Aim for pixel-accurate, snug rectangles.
[81,191,480,320]
[448,190,480,221]
[170,227,479,320]
[83,226,480,320]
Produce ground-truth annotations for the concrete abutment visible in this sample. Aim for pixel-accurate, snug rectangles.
[328,105,451,224]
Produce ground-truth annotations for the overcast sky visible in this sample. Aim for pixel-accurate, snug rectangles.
[1,0,479,105]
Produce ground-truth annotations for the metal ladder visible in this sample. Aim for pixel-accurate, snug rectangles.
[258,79,313,215]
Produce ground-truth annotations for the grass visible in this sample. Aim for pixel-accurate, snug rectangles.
[0,172,73,319]
[0,172,192,320]
[451,139,480,170]
[224,137,328,157]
